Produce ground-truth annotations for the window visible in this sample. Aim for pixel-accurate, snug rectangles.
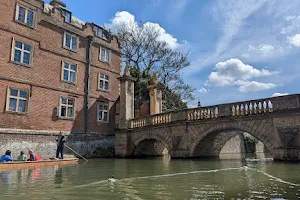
[6,88,28,113]
[64,32,77,51]
[58,97,74,118]
[15,4,35,27]
[12,39,33,65]
[100,47,110,62]
[62,62,77,83]
[61,8,71,23]
[93,25,103,38]
[97,102,109,122]
[98,73,109,91]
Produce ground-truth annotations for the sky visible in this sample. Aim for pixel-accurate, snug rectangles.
[45,0,300,107]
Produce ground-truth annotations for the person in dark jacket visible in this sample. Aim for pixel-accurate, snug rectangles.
[0,150,13,162]
[56,135,66,159]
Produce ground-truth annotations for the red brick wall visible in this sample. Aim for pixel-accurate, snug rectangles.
[0,0,122,135]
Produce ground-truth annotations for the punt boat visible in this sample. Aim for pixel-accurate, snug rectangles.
[0,158,79,171]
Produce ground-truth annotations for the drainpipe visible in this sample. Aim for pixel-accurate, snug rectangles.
[84,36,93,135]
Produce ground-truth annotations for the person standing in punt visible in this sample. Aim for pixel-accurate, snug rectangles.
[56,135,66,159]
[28,150,41,161]
[0,150,13,162]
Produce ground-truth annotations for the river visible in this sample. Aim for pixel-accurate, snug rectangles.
[0,158,299,200]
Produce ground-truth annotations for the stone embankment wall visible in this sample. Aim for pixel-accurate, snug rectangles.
[0,132,114,159]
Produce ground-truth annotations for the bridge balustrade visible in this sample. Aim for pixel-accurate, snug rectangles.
[127,94,300,129]
[230,100,273,116]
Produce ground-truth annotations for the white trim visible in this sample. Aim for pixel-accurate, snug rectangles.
[97,102,109,123]
[11,38,33,66]
[99,47,111,63]
[63,32,78,51]
[61,61,77,84]
[15,4,36,28]
[6,86,29,113]
[58,96,75,119]
[98,72,109,91]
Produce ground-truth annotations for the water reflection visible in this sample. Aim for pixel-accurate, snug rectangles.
[54,167,63,185]
[0,171,12,184]
[0,159,299,199]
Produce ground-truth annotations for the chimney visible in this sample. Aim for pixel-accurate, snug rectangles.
[50,0,66,8]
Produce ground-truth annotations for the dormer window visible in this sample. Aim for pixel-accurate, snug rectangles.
[61,8,71,23]
[93,25,103,38]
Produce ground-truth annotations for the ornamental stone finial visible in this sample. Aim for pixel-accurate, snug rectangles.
[124,61,131,76]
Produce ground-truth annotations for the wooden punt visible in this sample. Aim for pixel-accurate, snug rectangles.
[0,158,79,171]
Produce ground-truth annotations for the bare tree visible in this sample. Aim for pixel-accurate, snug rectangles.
[111,21,195,110]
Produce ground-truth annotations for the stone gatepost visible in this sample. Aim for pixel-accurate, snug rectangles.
[118,62,136,129]
[148,73,162,115]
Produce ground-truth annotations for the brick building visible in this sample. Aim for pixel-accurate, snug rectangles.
[0,0,122,137]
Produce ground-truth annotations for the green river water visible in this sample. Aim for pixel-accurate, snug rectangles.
[0,158,299,200]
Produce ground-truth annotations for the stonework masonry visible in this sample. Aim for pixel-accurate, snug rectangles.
[0,0,122,157]
[116,94,300,161]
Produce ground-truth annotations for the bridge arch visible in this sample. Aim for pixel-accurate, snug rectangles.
[190,120,276,158]
[131,129,173,157]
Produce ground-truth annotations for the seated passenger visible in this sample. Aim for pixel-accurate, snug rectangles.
[17,151,26,161]
[28,150,41,161]
[0,150,13,162]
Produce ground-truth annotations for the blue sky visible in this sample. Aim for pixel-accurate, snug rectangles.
[45,0,300,107]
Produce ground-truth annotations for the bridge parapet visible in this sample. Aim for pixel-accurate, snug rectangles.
[128,94,300,129]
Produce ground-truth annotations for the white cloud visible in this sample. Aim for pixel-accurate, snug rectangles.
[198,87,208,93]
[143,22,178,49]
[111,11,135,26]
[204,58,277,92]
[286,16,296,21]
[108,11,181,50]
[271,92,289,97]
[235,80,276,92]
[289,34,300,47]
[259,44,274,53]
[212,0,268,56]
[208,58,275,86]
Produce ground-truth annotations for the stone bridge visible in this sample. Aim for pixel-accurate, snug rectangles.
[115,94,300,161]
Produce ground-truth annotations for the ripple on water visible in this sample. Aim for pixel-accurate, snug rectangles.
[0,159,300,200]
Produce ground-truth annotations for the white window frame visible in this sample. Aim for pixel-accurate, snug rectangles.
[61,61,77,84]
[58,96,75,119]
[98,73,109,92]
[99,47,111,63]
[97,102,109,122]
[63,32,78,51]
[6,87,29,114]
[15,4,36,27]
[11,38,33,66]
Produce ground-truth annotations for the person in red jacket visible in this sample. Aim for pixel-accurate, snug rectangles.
[28,150,41,161]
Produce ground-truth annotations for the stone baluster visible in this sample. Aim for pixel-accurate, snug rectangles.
[258,102,262,113]
[236,105,240,116]
[253,102,257,114]
[240,104,244,115]
[268,100,273,112]
[211,107,215,118]
[206,108,210,119]
[232,105,235,116]
[197,109,200,120]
